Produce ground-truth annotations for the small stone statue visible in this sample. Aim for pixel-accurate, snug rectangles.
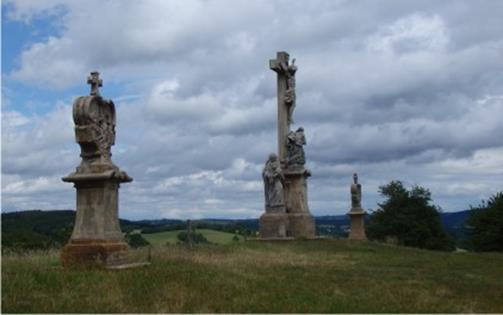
[351,173,362,210]
[263,153,285,209]
[286,127,306,169]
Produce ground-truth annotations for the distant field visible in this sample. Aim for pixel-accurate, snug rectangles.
[2,240,503,313]
[142,229,243,245]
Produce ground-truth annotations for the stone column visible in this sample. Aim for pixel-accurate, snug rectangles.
[347,173,367,240]
[60,72,133,267]
[269,51,293,165]
[284,168,315,238]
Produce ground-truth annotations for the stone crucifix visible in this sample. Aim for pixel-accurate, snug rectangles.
[87,71,103,96]
[270,51,297,163]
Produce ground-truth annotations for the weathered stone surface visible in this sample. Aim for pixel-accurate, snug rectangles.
[347,173,367,240]
[263,154,286,211]
[259,212,290,238]
[61,72,132,267]
[61,240,128,267]
[286,127,306,170]
[261,52,315,239]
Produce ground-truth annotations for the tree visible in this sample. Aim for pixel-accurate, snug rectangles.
[468,192,503,251]
[177,231,209,244]
[366,181,455,251]
[126,233,150,248]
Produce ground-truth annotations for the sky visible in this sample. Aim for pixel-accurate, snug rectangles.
[2,0,503,220]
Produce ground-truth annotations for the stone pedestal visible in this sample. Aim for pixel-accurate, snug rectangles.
[347,208,367,240]
[259,211,290,239]
[284,169,315,238]
[61,171,131,267]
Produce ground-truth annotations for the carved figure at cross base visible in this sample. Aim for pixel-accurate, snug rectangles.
[263,153,285,210]
[286,127,306,169]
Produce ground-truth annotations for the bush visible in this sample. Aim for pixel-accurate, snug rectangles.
[468,192,503,251]
[366,181,455,251]
[177,231,209,244]
[126,233,150,248]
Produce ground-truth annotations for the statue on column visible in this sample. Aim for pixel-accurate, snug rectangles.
[348,173,367,240]
[262,153,285,210]
[351,173,362,210]
[286,127,306,169]
[61,71,133,267]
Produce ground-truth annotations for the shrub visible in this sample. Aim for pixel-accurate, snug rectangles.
[366,181,455,251]
[468,192,503,251]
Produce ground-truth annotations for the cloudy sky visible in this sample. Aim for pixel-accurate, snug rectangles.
[2,0,502,220]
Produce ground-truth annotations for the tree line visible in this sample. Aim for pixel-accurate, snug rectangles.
[366,181,502,252]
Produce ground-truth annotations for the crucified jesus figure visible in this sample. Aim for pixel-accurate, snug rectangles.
[282,58,297,125]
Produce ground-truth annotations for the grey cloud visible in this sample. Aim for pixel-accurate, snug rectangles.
[3,0,503,218]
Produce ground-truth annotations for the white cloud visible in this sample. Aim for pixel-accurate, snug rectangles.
[367,14,449,54]
[3,1,503,219]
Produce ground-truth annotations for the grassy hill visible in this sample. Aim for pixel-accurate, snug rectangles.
[1,210,474,251]
[2,240,502,313]
[142,229,243,245]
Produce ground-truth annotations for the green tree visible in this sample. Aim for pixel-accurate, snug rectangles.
[366,181,454,251]
[126,233,150,248]
[177,231,209,244]
[468,192,503,251]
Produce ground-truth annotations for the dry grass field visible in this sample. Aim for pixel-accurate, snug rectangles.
[2,239,503,313]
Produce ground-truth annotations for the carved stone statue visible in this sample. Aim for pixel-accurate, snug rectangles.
[350,173,362,210]
[347,173,367,240]
[70,72,130,181]
[286,127,306,168]
[262,153,285,210]
[61,72,132,267]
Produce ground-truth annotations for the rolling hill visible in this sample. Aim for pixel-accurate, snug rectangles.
[1,209,473,250]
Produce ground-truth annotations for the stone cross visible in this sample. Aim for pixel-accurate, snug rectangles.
[87,71,103,96]
[270,51,297,163]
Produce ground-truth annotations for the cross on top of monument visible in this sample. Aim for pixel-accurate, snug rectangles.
[87,71,103,96]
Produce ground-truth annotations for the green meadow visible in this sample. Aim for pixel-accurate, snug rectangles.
[2,239,502,313]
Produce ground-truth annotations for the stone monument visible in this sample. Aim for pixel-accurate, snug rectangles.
[260,52,315,239]
[61,71,133,267]
[347,173,367,240]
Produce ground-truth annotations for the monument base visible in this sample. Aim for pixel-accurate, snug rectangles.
[284,169,316,239]
[289,213,316,239]
[60,240,128,267]
[259,212,290,238]
[347,209,367,240]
